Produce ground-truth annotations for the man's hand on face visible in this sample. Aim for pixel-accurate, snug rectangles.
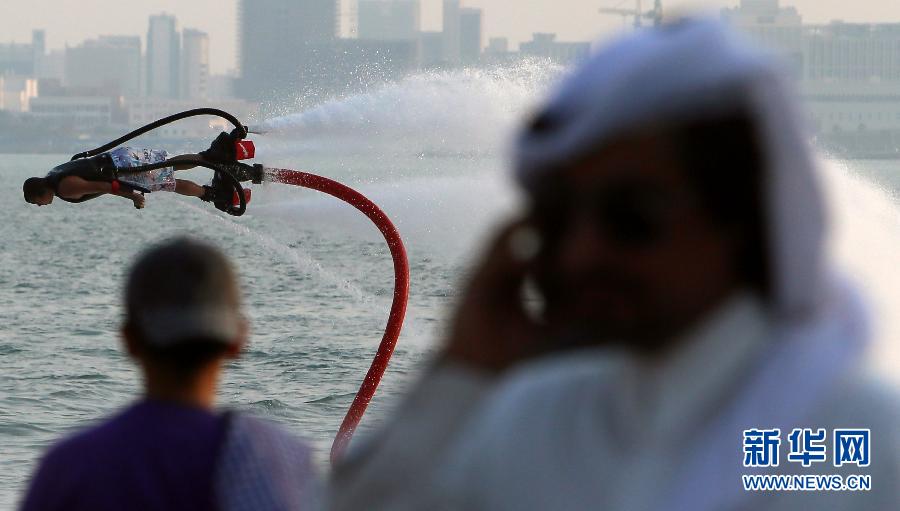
[132,193,146,209]
[441,220,548,373]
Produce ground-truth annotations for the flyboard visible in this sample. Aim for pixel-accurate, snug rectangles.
[67,108,410,463]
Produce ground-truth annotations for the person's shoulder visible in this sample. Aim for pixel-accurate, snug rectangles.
[223,412,314,463]
[41,411,124,460]
[215,412,321,509]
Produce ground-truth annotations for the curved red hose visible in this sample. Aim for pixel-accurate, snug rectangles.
[266,168,410,464]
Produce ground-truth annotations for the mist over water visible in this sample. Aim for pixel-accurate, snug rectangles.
[257,63,562,156]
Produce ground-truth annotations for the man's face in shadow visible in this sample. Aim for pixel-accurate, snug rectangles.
[531,130,745,353]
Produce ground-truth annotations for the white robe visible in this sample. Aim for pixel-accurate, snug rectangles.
[329,363,493,510]
[427,291,900,510]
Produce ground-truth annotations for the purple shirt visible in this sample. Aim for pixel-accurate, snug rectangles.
[22,400,227,511]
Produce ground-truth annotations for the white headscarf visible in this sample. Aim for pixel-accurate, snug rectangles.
[514,18,827,320]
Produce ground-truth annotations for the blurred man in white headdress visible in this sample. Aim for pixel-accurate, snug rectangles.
[330,18,900,510]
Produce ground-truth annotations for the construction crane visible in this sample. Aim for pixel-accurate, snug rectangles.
[599,0,663,29]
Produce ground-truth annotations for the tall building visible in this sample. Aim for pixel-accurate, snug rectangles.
[65,36,142,97]
[32,30,45,76]
[29,96,119,127]
[483,37,516,65]
[181,29,209,100]
[358,0,421,41]
[722,0,803,77]
[723,1,900,154]
[486,37,508,54]
[237,0,338,106]
[459,8,482,64]
[0,30,43,76]
[520,33,591,64]
[419,31,445,67]
[208,73,236,100]
[147,14,180,98]
[0,75,38,112]
[37,49,65,81]
[305,38,419,93]
[442,0,461,64]
[339,0,358,38]
[803,23,900,83]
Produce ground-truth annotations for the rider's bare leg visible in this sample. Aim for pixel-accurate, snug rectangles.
[174,179,205,198]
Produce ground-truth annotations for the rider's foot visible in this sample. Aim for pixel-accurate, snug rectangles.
[200,185,218,202]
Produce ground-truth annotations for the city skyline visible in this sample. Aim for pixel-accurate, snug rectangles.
[4,0,900,74]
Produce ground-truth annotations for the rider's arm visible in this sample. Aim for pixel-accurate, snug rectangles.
[56,176,143,205]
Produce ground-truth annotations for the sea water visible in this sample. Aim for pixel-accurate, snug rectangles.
[1,66,899,507]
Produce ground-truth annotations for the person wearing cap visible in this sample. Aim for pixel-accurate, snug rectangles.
[330,18,900,510]
[21,237,318,511]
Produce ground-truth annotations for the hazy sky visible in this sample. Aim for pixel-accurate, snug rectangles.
[5,1,900,74]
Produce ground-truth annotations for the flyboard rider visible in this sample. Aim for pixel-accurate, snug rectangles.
[22,131,252,211]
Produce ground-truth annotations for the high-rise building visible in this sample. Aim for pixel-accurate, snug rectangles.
[305,38,419,93]
[419,31,444,67]
[181,29,209,100]
[722,0,803,45]
[37,49,65,81]
[0,75,38,112]
[520,33,591,64]
[237,0,338,105]
[147,14,180,98]
[339,0,358,38]
[721,0,900,154]
[0,44,33,76]
[442,0,461,64]
[31,30,45,75]
[486,37,508,54]
[483,37,516,65]
[0,30,45,76]
[722,0,802,77]
[459,8,482,63]
[803,23,900,83]
[358,0,421,41]
[65,36,142,97]
[208,74,236,100]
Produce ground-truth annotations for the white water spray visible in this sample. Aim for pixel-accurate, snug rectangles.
[256,63,561,156]
[825,160,900,380]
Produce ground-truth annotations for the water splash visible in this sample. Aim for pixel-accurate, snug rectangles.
[172,198,379,306]
[824,159,900,380]
[256,62,562,156]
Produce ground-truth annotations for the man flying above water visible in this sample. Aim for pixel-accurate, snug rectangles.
[21,132,251,211]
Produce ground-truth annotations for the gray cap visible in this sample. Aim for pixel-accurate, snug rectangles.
[125,237,245,346]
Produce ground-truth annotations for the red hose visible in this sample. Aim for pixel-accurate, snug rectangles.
[266,168,410,464]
